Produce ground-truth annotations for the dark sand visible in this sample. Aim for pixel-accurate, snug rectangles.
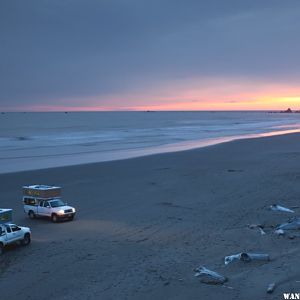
[1,133,300,300]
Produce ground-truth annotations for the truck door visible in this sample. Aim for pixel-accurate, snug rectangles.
[38,200,46,216]
[10,224,23,241]
[4,225,16,242]
[43,201,52,217]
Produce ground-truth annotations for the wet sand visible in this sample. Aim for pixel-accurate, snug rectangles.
[1,133,300,299]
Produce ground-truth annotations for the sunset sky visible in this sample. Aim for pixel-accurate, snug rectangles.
[1,1,300,111]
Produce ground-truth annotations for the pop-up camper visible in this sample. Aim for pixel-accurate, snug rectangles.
[0,208,12,224]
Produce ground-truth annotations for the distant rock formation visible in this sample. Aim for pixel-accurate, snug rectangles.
[268,108,300,113]
[280,108,293,113]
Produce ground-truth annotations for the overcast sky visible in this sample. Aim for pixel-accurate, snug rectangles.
[1,0,300,111]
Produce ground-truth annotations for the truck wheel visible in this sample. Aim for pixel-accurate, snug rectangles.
[51,214,58,223]
[28,211,35,219]
[22,233,31,246]
[0,243,4,255]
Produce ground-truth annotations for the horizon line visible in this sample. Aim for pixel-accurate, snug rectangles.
[0,109,289,113]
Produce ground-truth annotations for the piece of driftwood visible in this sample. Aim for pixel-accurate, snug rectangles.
[248,224,266,235]
[267,282,276,294]
[225,252,270,265]
[194,266,227,284]
[270,204,294,213]
[277,217,300,230]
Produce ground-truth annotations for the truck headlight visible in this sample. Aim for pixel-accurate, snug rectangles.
[57,210,64,215]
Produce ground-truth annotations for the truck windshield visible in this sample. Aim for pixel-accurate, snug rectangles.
[50,199,65,207]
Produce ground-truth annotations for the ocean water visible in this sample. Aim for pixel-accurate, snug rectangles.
[1,111,300,173]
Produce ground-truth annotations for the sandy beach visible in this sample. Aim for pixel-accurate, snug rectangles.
[1,132,300,300]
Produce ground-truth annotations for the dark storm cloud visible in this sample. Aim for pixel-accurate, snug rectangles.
[1,0,300,107]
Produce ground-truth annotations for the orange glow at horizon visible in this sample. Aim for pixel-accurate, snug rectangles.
[14,97,300,112]
[2,79,300,112]
[5,97,300,112]
[131,96,300,111]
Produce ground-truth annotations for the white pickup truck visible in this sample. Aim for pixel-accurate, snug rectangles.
[23,185,76,222]
[0,208,31,254]
[0,223,31,255]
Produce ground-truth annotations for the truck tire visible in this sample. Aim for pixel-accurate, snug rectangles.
[28,211,35,219]
[21,233,31,246]
[0,243,3,255]
[51,214,58,223]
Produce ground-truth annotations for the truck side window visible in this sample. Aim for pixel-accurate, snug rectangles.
[44,201,50,207]
[11,225,20,232]
[5,225,11,233]
[24,197,36,206]
[39,201,44,207]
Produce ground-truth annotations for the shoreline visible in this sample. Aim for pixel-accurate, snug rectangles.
[1,131,300,299]
[2,128,300,175]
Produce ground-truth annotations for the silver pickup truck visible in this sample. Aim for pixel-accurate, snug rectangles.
[23,185,76,222]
